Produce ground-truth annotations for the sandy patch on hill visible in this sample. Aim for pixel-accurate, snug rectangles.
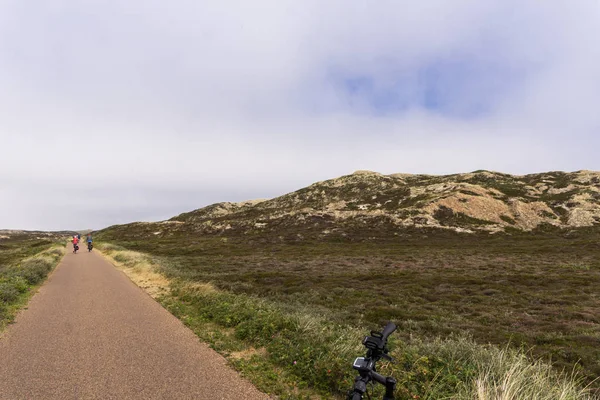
[424,192,556,230]
[567,192,600,227]
[425,194,510,224]
[573,170,600,184]
[509,200,557,230]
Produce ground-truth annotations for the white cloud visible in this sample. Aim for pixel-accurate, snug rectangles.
[0,0,598,229]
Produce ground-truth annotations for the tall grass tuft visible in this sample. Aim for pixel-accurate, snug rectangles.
[462,346,595,400]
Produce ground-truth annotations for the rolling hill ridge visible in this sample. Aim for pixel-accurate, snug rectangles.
[100,169,600,240]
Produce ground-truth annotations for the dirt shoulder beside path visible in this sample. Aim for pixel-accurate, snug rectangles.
[0,248,268,400]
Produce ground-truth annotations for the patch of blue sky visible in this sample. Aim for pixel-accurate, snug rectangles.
[330,54,529,119]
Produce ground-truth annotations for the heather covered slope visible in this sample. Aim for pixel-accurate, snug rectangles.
[100,170,600,242]
[95,170,600,395]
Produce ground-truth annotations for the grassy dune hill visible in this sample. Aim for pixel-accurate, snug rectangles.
[97,170,600,398]
[102,170,600,242]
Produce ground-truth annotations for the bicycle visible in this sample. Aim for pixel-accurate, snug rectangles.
[347,322,397,400]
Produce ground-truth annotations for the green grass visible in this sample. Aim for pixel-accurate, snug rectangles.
[434,206,496,227]
[460,174,531,199]
[97,226,600,398]
[160,282,594,399]
[500,215,517,224]
[0,235,66,330]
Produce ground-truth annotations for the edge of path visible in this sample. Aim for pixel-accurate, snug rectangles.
[93,244,279,399]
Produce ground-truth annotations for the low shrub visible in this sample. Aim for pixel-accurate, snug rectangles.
[17,258,53,285]
[0,244,65,329]
[0,282,20,303]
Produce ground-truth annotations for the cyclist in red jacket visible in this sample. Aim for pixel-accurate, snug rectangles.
[72,235,79,253]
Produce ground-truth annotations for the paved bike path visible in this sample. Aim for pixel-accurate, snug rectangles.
[0,247,268,399]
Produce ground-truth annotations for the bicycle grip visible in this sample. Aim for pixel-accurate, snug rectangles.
[381,322,396,341]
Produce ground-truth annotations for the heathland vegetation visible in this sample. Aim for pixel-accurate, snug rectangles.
[96,170,600,399]
[0,232,66,330]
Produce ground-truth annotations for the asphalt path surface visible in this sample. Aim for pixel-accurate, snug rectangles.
[0,246,268,399]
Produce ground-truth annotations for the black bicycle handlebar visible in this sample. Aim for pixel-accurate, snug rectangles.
[380,322,396,342]
[370,370,387,385]
[347,322,397,400]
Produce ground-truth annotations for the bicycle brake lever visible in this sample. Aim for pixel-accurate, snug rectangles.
[381,353,394,363]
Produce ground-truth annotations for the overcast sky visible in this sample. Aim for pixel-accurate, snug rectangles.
[1,1,599,230]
